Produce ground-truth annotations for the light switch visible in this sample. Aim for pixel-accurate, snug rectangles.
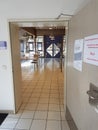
[2,65,7,70]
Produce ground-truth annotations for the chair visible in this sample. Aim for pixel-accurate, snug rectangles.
[31,53,39,67]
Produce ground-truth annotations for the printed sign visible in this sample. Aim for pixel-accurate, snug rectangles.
[0,41,7,50]
[83,34,98,66]
[74,39,84,71]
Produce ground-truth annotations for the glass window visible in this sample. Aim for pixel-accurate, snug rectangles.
[20,43,24,52]
[37,42,42,51]
[28,42,34,51]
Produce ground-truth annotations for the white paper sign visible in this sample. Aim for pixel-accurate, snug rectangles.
[74,39,84,71]
[83,34,98,66]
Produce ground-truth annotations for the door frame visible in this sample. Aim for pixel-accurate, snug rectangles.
[9,22,22,113]
[8,18,67,113]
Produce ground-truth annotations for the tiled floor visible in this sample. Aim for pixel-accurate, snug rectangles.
[0,58,70,130]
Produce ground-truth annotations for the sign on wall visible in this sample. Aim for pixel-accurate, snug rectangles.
[0,41,7,50]
[83,34,98,66]
[74,39,84,71]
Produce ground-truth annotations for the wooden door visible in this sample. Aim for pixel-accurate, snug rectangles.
[9,23,22,113]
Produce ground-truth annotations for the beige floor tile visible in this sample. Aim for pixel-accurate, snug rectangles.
[62,120,70,130]
[33,90,42,93]
[50,94,60,98]
[20,103,28,110]
[28,97,39,103]
[61,112,66,120]
[49,98,60,104]
[60,95,64,99]
[22,97,29,103]
[25,103,37,110]
[15,118,32,129]
[30,120,46,130]
[31,93,40,98]
[0,129,12,130]
[21,110,35,119]
[51,88,59,91]
[34,111,48,120]
[37,103,48,111]
[39,98,49,104]
[41,91,50,94]
[24,90,33,94]
[46,120,61,130]
[8,110,23,118]
[43,85,51,87]
[49,104,60,111]
[60,99,64,105]
[40,94,50,98]
[0,118,18,129]
[48,111,61,120]
[50,90,59,94]
[60,105,65,112]
[16,59,66,130]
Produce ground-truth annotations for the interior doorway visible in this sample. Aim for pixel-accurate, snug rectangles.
[9,20,67,113]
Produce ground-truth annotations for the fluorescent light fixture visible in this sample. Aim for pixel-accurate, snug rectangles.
[49,27,52,30]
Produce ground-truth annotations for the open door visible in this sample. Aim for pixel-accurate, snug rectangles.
[9,23,22,113]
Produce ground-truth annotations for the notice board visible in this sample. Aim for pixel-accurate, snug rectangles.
[83,34,98,66]
[74,39,84,71]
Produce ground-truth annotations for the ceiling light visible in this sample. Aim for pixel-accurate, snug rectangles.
[49,27,52,30]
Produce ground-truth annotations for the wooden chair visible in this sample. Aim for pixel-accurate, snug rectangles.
[31,53,39,68]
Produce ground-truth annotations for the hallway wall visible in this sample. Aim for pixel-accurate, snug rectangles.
[0,20,15,111]
[67,0,98,130]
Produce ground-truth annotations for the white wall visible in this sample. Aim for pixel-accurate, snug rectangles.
[0,18,15,111]
[67,0,98,129]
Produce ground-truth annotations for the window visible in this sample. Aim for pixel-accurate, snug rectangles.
[37,42,42,51]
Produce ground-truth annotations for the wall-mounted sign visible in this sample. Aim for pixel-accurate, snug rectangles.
[83,34,98,66]
[74,39,84,71]
[0,41,7,50]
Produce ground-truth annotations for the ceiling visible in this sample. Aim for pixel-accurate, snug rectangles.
[11,0,91,36]
[9,0,91,29]
[1,0,91,18]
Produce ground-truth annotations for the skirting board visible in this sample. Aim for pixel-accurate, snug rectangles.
[66,106,78,130]
[0,110,14,114]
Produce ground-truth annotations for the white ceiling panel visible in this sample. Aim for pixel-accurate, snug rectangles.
[3,0,91,29]
[0,0,91,18]
[61,0,91,15]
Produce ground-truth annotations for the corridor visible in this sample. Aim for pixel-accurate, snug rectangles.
[0,58,70,130]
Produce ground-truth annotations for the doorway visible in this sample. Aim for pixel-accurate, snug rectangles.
[9,20,67,113]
